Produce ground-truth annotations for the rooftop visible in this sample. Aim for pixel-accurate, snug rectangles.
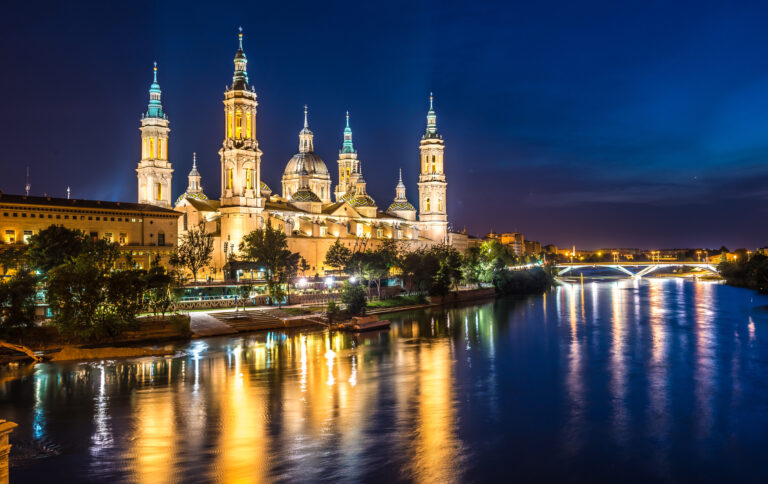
[0,192,180,215]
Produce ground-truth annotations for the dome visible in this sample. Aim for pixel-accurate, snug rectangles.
[291,187,321,203]
[339,191,355,203]
[175,191,209,206]
[283,152,329,177]
[387,201,415,212]
[349,195,376,207]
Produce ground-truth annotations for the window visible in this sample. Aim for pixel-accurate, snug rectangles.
[23,230,33,243]
[21,213,26,218]
[227,168,233,190]
[111,217,115,222]
[425,198,431,211]
[4,230,15,244]
[158,232,165,246]
[227,112,233,138]
[356,224,364,237]
[30,214,35,218]
[149,137,155,158]
[438,198,443,211]
[64,215,69,220]
[90,232,98,242]
[119,233,126,245]
[56,215,60,219]
[245,169,252,189]
[320,226,328,237]
[183,212,188,231]
[377,228,383,238]
[235,110,242,138]
[12,213,17,217]
[246,112,252,138]
[104,233,113,242]
[156,183,162,201]
[95,217,100,221]
[88,216,93,221]
[48,214,52,219]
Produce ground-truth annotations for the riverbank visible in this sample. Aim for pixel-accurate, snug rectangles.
[1,288,500,364]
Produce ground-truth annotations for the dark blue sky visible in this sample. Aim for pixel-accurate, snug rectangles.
[2,0,767,249]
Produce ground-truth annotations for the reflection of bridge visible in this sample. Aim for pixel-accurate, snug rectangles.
[556,261,719,279]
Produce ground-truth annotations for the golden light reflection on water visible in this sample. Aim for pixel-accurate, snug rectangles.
[131,361,178,484]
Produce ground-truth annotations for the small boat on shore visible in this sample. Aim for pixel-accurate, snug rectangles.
[347,316,391,332]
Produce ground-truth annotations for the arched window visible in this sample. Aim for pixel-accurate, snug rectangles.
[425,197,431,211]
[245,169,252,189]
[156,182,162,201]
[235,110,243,139]
[438,198,442,211]
[245,112,252,138]
[143,138,148,158]
[149,137,155,159]
[227,168,233,190]
[227,112,233,138]
[431,155,437,173]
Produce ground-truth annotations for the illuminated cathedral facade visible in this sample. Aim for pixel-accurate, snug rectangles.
[139,31,450,276]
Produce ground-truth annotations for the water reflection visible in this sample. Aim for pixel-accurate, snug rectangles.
[2,279,768,483]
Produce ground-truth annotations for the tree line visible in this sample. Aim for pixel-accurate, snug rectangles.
[0,225,177,340]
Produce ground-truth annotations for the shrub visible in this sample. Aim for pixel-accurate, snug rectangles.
[341,283,367,315]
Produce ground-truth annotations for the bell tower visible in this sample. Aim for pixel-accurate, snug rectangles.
[334,112,360,201]
[418,93,448,243]
[137,63,173,207]
[218,28,263,251]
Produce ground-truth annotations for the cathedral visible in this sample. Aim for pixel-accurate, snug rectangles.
[138,31,450,277]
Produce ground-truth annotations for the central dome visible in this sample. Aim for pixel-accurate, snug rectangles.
[283,152,329,176]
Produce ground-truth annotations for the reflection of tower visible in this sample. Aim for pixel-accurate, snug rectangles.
[417,93,447,242]
[137,63,173,208]
[334,112,360,201]
[219,28,263,251]
[25,167,30,196]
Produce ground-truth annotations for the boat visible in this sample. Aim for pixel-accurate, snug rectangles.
[349,316,391,332]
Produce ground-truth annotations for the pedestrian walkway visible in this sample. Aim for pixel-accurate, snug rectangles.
[189,312,238,337]
[189,308,327,337]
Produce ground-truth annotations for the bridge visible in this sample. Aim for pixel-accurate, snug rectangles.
[555,261,719,279]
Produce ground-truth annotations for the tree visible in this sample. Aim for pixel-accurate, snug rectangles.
[427,244,462,296]
[240,221,300,307]
[299,257,310,276]
[0,246,26,277]
[176,224,214,282]
[326,300,340,324]
[143,256,176,317]
[0,269,38,336]
[341,282,367,315]
[324,239,352,272]
[26,225,88,273]
[461,245,484,288]
[46,238,125,340]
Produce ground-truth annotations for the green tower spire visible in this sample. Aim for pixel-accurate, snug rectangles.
[424,92,438,139]
[342,111,355,153]
[231,27,250,90]
[146,62,164,118]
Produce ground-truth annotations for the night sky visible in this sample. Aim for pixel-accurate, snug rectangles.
[2,1,767,249]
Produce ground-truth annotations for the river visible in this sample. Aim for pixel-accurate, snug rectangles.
[1,279,768,483]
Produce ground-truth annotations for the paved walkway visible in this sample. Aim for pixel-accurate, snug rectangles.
[189,312,238,337]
